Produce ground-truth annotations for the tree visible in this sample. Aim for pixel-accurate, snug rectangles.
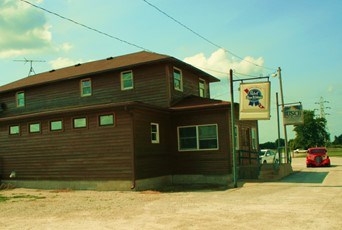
[292,110,330,149]
[332,134,342,145]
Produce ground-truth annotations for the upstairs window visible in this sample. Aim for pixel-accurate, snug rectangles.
[151,123,160,144]
[16,91,25,107]
[199,78,207,98]
[173,67,183,91]
[178,124,218,151]
[121,70,134,90]
[81,79,92,97]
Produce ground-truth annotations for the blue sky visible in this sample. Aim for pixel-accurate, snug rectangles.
[1,0,341,143]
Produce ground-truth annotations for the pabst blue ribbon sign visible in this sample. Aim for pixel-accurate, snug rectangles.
[239,81,271,120]
[283,105,304,125]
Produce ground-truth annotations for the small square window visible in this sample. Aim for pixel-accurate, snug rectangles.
[151,123,159,144]
[29,123,41,133]
[73,117,87,128]
[121,71,133,90]
[99,114,114,126]
[81,79,92,96]
[9,125,20,135]
[50,120,63,131]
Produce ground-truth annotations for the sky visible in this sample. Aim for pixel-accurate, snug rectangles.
[0,0,341,143]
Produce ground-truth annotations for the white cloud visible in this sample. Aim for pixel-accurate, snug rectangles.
[0,0,52,58]
[49,57,81,69]
[184,49,265,79]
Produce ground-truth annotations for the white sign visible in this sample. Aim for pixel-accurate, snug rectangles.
[284,105,304,125]
[239,81,271,120]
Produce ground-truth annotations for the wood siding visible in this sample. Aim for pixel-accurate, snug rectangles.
[132,108,172,179]
[0,108,133,181]
[171,107,231,175]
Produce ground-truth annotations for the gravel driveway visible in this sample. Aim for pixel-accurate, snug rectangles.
[0,157,341,230]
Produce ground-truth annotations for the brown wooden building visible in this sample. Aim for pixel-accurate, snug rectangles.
[0,51,259,190]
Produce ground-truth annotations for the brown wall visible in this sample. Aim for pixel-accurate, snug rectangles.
[0,107,133,181]
[171,107,231,175]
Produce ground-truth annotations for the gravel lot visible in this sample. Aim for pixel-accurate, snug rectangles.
[0,157,341,230]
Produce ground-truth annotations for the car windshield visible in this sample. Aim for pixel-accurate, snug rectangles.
[259,150,267,156]
[310,149,326,154]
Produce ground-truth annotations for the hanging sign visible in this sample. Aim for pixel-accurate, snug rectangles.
[239,81,271,120]
[283,104,304,125]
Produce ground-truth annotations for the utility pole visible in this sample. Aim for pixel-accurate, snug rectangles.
[276,92,281,162]
[276,67,289,163]
[229,69,237,188]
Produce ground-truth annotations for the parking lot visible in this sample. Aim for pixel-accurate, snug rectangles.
[0,157,341,230]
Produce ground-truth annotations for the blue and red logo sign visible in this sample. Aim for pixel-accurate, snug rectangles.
[244,88,265,109]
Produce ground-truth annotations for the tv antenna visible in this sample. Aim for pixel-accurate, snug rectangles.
[13,58,46,76]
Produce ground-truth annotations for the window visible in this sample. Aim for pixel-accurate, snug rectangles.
[121,71,133,90]
[99,114,115,126]
[73,117,87,128]
[178,124,218,151]
[81,79,92,96]
[29,123,41,133]
[50,120,63,131]
[251,128,257,150]
[9,125,20,135]
[199,79,207,98]
[173,67,183,91]
[234,125,239,150]
[151,123,159,144]
[16,91,25,107]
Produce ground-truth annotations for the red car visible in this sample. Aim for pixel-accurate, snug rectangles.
[306,147,331,167]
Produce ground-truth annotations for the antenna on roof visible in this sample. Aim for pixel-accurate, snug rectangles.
[13,58,46,76]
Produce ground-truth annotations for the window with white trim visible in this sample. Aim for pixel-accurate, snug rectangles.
[199,78,207,98]
[151,123,159,144]
[173,67,183,91]
[16,91,25,107]
[178,124,218,151]
[81,79,92,97]
[50,120,63,131]
[99,114,115,126]
[121,70,134,90]
[29,123,41,133]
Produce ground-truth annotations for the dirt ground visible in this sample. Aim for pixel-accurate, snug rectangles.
[0,157,341,230]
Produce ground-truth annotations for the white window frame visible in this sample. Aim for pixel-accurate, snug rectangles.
[50,120,63,131]
[73,117,87,129]
[151,123,160,144]
[99,114,115,126]
[121,70,134,90]
[9,125,20,135]
[80,78,92,97]
[29,122,41,133]
[173,67,183,91]
[199,78,207,98]
[177,124,219,151]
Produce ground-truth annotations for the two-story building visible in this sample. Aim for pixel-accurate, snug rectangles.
[0,51,259,190]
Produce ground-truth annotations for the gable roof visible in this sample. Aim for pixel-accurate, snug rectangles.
[0,51,219,93]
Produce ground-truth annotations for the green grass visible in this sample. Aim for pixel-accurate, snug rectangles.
[0,194,45,203]
[327,148,342,157]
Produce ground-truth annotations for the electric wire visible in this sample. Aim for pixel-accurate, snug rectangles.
[142,0,277,71]
[20,0,150,52]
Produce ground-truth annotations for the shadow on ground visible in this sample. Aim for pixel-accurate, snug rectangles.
[280,171,329,183]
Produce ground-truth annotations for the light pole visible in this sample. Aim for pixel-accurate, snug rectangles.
[273,67,289,163]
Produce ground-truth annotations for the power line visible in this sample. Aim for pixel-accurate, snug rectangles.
[142,0,277,71]
[20,0,150,52]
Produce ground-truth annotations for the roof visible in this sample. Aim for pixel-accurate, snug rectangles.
[170,95,231,110]
[0,51,219,93]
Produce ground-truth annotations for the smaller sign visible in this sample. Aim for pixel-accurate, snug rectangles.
[283,104,304,125]
[239,81,271,120]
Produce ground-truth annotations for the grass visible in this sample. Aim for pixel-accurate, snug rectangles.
[327,148,342,157]
[0,194,45,203]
